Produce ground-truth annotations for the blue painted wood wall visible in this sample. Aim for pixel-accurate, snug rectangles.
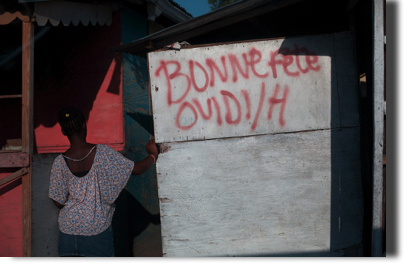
[116,7,162,256]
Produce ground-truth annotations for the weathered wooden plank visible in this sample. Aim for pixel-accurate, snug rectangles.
[0,152,30,168]
[0,150,21,153]
[149,33,346,143]
[156,128,362,256]
[1,139,22,151]
[0,95,22,99]
[0,168,29,187]
[22,20,34,257]
[372,0,385,257]
[22,21,34,155]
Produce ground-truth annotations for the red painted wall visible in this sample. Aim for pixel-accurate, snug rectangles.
[0,13,125,154]
[33,12,124,153]
[0,12,124,257]
[0,169,22,257]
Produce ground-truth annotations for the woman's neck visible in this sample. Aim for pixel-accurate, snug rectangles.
[68,135,88,148]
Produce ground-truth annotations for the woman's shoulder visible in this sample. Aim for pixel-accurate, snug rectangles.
[98,144,118,152]
[97,144,112,151]
[51,154,65,173]
[53,154,64,164]
[95,144,117,159]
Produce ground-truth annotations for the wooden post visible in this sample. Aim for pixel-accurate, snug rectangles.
[372,0,385,257]
[22,20,34,257]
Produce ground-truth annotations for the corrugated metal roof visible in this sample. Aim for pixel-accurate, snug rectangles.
[167,0,193,18]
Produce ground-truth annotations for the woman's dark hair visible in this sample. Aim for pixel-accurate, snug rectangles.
[58,106,86,137]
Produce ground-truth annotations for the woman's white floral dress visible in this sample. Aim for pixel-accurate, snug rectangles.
[49,144,134,236]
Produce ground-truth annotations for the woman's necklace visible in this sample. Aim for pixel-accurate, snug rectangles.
[62,145,96,162]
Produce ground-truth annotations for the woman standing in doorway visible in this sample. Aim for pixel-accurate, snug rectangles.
[48,106,158,257]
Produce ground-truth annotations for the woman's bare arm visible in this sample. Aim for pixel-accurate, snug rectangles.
[53,200,64,209]
[131,140,159,175]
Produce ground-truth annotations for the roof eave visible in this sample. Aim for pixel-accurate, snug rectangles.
[111,0,306,54]
[147,0,192,23]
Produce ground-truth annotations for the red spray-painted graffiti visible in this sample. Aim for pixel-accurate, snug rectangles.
[154,44,320,131]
